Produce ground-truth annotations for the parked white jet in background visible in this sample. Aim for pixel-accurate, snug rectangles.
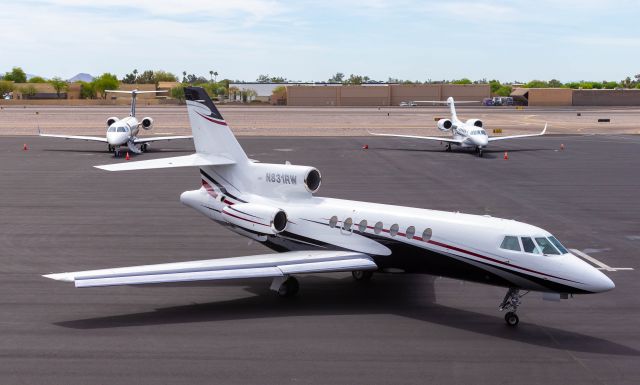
[371,97,546,157]
[44,87,613,327]
[39,89,192,157]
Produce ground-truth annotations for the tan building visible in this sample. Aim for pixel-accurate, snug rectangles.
[287,84,490,106]
[511,88,640,106]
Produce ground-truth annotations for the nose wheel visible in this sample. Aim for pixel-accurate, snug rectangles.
[478,148,484,157]
[499,288,528,326]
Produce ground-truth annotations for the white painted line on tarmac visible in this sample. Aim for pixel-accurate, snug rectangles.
[570,249,634,271]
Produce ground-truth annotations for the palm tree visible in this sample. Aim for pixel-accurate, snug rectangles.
[133,69,138,83]
[209,70,214,83]
[214,71,218,82]
[182,71,187,83]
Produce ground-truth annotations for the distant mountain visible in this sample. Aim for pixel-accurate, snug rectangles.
[68,73,94,83]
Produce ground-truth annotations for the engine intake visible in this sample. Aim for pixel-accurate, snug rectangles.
[466,119,483,128]
[141,117,153,130]
[106,116,119,127]
[222,203,287,235]
[437,119,453,131]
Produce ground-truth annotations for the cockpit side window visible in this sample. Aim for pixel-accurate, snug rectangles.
[521,237,542,255]
[500,236,521,251]
[108,127,116,132]
[548,236,569,254]
[535,237,560,255]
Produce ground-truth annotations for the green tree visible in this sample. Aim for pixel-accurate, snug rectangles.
[524,80,549,88]
[256,74,270,83]
[344,74,370,85]
[548,79,563,87]
[153,70,178,83]
[271,85,287,104]
[0,80,14,97]
[489,79,502,94]
[603,81,619,89]
[20,84,37,98]
[328,72,344,83]
[4,67,27,83]
[49,77,69,98]
[495,85,513,96]
[93,73,119,99]
[28,76,47,83]
[78,81,96,99]
[451,78,472,84]
[170,85,185,103]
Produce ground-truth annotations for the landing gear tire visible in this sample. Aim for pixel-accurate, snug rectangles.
[141,144,148,152]
[108,145,114,153]
[352,270,373,281]
[504,312,519,326]
[114,149,120,158]
[277,276,299,298]
[478,148,484,157]
[445,143,452,152]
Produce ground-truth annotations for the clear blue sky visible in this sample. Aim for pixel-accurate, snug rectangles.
[1,0,639,83]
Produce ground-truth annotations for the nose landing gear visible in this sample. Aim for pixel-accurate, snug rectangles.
[499,288,528,326]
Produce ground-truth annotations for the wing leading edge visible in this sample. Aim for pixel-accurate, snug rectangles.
[369,132,463,144]
[488,123,547,142]
[43,250,377,288]
[133,135,193,144]
[39,133,108,143]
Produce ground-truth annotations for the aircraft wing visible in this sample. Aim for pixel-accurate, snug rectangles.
[43,250,377,288]
[369,132,463,144]
[39,133,107,143]
[488,123,547,142]
[133,135,193,144]
[95,153,235,171]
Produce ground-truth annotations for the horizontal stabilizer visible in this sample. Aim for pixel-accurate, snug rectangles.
[43,250,376,288]
[95,153,235,171]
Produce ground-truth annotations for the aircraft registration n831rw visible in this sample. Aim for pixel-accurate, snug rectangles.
[44,87,613,327]
[370,97,546,157]
[38,89,192,157]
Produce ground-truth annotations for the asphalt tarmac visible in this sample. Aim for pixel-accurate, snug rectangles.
[1,135,638,384]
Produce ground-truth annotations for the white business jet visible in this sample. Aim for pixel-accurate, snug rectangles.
[39,89,192,157]
[371,97,546,157]
[44,87,613,327]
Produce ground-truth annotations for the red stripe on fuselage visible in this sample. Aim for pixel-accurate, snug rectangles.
[222,210,268,227]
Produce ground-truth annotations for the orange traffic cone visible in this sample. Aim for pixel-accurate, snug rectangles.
[362,144,369,150]
[560,143,565,150]
[503,151,509,160]
[125,152,130,160]
[23,143,28,151]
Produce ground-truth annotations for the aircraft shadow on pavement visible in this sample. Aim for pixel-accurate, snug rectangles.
[55,274,639,357]
[372,147,552,158]
[41,148,190,155]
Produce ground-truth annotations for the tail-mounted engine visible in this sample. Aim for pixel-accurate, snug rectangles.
[222,203,287,235]
[251,163,321,197]
[106,117,119,127]
[141,117,153,130]
[465,119,483,128]
[437,118,453,132]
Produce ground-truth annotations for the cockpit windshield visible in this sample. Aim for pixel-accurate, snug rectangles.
[108,127,116,132]
[500,235,570,256]
[471,129,486,135]
[116,127,126,133]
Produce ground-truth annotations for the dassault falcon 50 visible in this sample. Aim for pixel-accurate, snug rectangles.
[39,89,192,157]
[44,87,613,326]
[370,97,547,157]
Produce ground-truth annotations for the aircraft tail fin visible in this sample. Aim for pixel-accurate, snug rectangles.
[184,87,249,163]
[447,97,458,121]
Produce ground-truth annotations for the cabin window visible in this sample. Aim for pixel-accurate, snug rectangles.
[535,237,560,255]
[374,221,383,234]
[343,217,353,231]
[390,224,399,237]
[358,220,367,232]
[405,226,415,239]
[500,236,521,251]
[422,228,432,241]
[521,237,542,255]
[329,216,338,228]
[548,236,569,254]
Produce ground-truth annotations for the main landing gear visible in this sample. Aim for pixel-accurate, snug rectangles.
[271,276,299,298]
[140,143,148,152]
[499,288,529,326]
[445,143,452,152]
[352,270,373,281]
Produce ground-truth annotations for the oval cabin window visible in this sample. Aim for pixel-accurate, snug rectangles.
[358,219,367,232]
[374,221,383,234]
[422,228,432,241]
[329,216,338,228]
[390,224,399,237]
[405,226,415,239]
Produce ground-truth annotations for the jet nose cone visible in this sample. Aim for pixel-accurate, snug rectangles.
[590,271,615,293]
[107,132,127,146]
[476,136,488,146]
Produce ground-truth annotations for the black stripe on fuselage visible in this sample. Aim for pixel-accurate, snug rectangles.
[199,169,247,203]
